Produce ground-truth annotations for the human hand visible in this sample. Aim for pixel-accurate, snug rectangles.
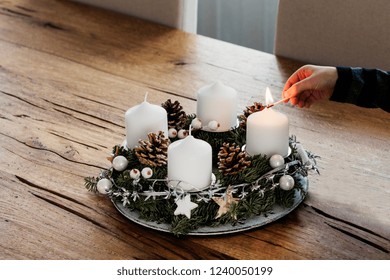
[282,65,338,108]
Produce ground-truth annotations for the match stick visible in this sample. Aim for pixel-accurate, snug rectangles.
[266,97,290,108]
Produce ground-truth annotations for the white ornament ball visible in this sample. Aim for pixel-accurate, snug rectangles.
[178,129,188,139]
[191,118,202,130]
[97,178,112,194]
[208,120,220,131]
[112,155,128,171]
[141,167,153,179]
[168,128,178,138]
[269,154,285,168]
[130,169,140,179]
[279,175,295,191]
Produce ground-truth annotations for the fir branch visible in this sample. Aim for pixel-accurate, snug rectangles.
[275,187,296,208]
[218,153,271,186]
[84,176,99,192]
[136,197,175,224]
[228,126,247,147]
[171,216,193,236]
[239,188,276,216]
[185,113,197,127]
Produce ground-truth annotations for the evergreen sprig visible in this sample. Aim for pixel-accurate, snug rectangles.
[84,176,98,192]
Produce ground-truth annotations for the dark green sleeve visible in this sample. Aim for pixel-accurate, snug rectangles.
[331,67,390,112]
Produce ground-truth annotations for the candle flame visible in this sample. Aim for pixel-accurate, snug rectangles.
[265,87,274,106]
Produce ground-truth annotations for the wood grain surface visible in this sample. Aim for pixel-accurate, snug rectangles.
[0,0,389,259]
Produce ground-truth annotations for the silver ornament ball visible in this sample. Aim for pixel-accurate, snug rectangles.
[191,118,202,130]
[269,154,285,168]
[208,120,220,131]
[97,178,112,194]
[112,155,128,171]
[279,175,295,191]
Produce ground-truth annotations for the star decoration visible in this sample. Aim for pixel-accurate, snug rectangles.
[212,186,240,219]
[174,194,198,219]
[107,146,119,162]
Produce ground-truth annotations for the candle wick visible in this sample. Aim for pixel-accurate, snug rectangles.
[189,125,192,136]
[144,92,148,102]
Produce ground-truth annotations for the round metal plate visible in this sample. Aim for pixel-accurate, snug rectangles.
[112,176,308,235]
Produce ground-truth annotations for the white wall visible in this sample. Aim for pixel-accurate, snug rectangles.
[71,0,198,33]
[197,0,278,53]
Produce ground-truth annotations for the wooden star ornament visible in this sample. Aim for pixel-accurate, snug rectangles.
[107,146,120,162]
[213,186,240,219]
[174,194,198,219]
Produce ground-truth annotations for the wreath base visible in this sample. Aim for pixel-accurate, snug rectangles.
[112,175,308,235]
[85,100,320,236]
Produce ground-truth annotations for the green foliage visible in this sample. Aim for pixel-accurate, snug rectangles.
[84,176,98,192]
[218,154,271,185]
[137,198,175,224]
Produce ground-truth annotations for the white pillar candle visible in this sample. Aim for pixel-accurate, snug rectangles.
[196,81,238,132]
[167,134,212,191]
[125,94,168,149]
[246,87,289,157]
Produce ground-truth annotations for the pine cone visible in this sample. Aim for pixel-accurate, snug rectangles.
[218,143,251,175]
[161,99,187,129]
[135,131,169,167]
[239,102,265,128]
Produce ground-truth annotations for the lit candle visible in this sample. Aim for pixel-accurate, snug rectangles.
[196,81,238,132]
[246,87,289,157]
[125,94,168,149]
[167,132,212,191]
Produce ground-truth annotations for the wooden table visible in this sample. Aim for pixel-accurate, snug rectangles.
[1,0,389,260]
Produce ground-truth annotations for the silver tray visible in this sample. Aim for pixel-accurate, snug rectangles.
[112,176,308,235]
